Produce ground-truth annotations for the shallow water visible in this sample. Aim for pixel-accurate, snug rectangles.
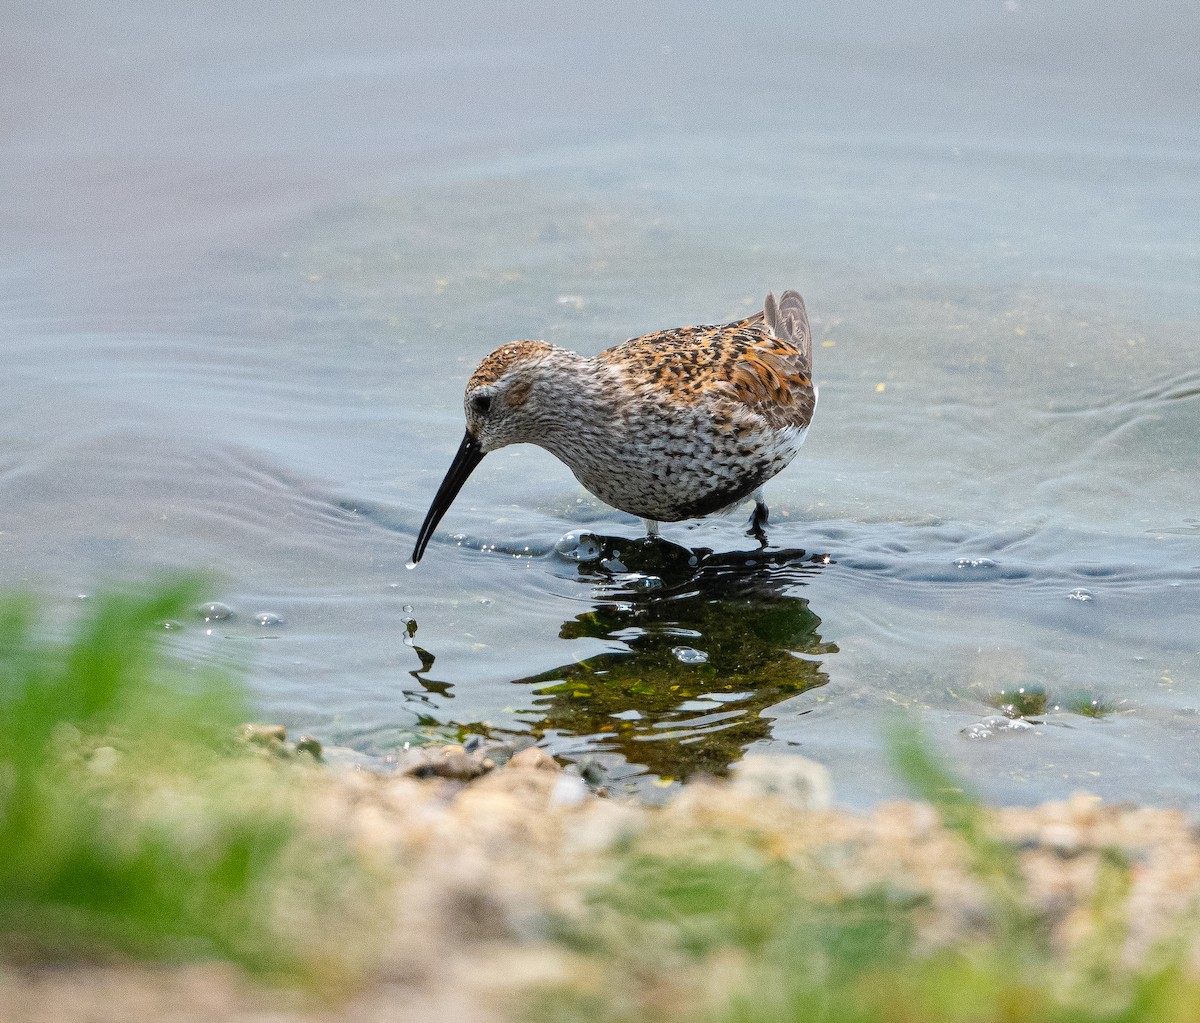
[3,1,1199,805]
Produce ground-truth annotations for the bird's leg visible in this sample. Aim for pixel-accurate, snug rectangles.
[746,489,769,547]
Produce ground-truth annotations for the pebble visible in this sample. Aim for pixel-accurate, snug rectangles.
[727,754,833,810]
[88,746,120,775]
[579,759,606,788]
[295,735,323,760]
[507,747,562,773]
[399,744,494,781]
[549,774,589,807]
[238,723,287,747]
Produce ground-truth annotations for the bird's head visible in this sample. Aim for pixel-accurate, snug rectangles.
[410,340,558,565]
[462,340,556,453]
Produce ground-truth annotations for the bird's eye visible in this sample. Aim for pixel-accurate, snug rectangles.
[469,392,492,416]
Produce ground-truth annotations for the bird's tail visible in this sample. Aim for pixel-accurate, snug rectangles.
[763,290,812,363]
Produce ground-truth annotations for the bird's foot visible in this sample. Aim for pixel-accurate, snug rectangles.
[746,501,769,549]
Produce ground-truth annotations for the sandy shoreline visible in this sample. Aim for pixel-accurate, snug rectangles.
[4,737,1200,1023]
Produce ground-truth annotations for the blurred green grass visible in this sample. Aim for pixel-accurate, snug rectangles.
[0,578,375,987]
[530,725,1200,1023]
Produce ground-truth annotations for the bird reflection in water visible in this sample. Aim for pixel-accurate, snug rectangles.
[524,532,837,780]
[406,532,837,783]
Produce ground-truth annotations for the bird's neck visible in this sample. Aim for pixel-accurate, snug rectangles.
[524,354,614,462]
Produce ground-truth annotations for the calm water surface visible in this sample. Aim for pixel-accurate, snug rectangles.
[3,2,1198,805]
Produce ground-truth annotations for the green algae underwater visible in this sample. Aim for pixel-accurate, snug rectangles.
[407,534,1122,788]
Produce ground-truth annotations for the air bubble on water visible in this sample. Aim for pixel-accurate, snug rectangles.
[954,557,997,570]
[672,646,709,665]
[197,601,233,623]
[962,715,1034,740]
[1067,588,1094,602]
[554,530,603,562]
[402,605,413,615]
[254,612,285,627]
[161,620,182,631]
[479,597,494,606]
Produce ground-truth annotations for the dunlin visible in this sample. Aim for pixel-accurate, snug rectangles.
[410,290,816,565]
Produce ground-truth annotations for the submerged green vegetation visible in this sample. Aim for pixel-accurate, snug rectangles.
[986,685,1118,721]
[0,579,375,987]
[2,579,1200,1021]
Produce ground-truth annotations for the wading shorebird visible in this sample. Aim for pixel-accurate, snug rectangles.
[409,289,816,565]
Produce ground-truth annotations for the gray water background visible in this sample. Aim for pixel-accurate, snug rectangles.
[3,1,1198,804]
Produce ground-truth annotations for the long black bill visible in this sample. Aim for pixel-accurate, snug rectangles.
[409,431,485,565]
